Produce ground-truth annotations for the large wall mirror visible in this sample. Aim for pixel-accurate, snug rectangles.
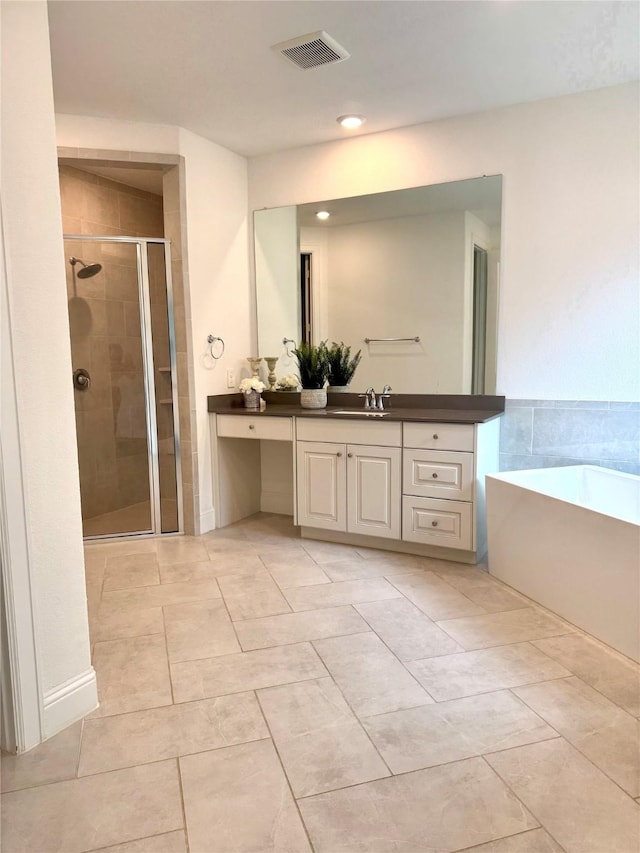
[254,175,502,394]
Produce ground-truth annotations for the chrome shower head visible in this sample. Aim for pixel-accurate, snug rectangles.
[69,257,102,279]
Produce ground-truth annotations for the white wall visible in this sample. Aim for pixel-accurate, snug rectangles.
[177,127,250,531]
[249,84,640,401]
[1,1,96,743]
[56,116,251,533]
[321,212,468,393]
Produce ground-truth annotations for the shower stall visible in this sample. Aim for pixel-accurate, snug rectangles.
[64,235,182,538]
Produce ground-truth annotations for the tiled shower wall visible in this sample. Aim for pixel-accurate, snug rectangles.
[499,400,640,476]
[59,150,199,535]
[60,166,165,527]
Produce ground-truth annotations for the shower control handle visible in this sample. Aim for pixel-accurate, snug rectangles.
[73,368,91,391]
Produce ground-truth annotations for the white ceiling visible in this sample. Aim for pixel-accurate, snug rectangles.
[47,1,639,158]
[296,175,503,228]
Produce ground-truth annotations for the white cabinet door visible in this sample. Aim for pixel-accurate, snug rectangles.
[296,441,347,531]
[347,445,401,540]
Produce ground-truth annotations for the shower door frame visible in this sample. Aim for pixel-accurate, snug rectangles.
[64,235,183,539]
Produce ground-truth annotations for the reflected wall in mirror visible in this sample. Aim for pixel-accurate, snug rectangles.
[254,175,502,394]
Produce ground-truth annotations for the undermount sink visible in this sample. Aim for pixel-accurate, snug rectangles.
[331,410,389,417]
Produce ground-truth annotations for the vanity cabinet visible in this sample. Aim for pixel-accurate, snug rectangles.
[210,405,500,564]
[402,421,497,555]
[296,419,402,540]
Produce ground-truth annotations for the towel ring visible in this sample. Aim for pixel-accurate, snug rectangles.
[282,337,296,357]
[207,335,225,359]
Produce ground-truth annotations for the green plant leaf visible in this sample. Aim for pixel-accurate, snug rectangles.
[327,341,362,385]
[292,340,331,389]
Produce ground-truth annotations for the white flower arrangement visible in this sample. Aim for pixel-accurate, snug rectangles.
[276,374,300,390]
[239,377,266,394]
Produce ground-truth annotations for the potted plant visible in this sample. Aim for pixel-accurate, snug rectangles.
[327,341,362,392]
[292,340,330,409]
[239,376,265,409]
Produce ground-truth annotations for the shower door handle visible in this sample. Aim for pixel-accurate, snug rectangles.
[73,368,91,391]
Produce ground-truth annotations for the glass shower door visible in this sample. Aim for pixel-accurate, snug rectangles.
[65,238,153,537]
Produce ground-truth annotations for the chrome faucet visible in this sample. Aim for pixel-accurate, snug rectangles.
[359,387,376,409]
[376,385,392,410]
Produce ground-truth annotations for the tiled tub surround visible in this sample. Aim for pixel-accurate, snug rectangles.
[500,400,640,476]
[3,513,639,852]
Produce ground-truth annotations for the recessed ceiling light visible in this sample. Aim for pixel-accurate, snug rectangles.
[337,114,365,129]
[316,211,331,220]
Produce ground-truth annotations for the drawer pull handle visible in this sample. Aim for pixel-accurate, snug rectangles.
[432,473,438,479]
[249,424,255,430]
[432,433,439,440]
[337,452,343,458]
[347,453,353,458]
[432,521,438,527]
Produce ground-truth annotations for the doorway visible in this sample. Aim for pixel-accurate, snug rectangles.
[471,244,488,395]
[64,236,181,538]
[300,252,313,345]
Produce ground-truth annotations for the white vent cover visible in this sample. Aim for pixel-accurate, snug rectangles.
[272,30,350,70]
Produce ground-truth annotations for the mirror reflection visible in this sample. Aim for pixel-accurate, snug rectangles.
[254,175,502,394]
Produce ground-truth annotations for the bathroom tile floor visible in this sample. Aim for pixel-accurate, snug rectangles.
[2,513,640,852]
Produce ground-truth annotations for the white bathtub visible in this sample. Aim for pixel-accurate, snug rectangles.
[486,466,640,662]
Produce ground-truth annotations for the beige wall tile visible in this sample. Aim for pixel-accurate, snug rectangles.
[82,183,120,229]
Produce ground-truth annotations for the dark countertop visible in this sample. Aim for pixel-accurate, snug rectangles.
[207,392,504,425]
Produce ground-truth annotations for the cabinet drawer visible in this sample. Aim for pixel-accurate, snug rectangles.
[403,449,473,500]
[403,422,474,452]
[402,496,473,551]
[216,414,293,441]
[297,418,401,447]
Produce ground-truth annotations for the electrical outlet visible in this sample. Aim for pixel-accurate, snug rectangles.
[226,369,235,388]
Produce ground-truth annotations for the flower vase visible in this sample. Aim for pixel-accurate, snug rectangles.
[243,389,261,410]
[300,388,327,409]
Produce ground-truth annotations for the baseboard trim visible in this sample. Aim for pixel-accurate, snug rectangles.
[199,509,215,535]
[43,667,98,738]
[300,527,478,564]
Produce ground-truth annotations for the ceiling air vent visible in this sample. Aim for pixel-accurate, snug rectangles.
[272,31,350,70]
